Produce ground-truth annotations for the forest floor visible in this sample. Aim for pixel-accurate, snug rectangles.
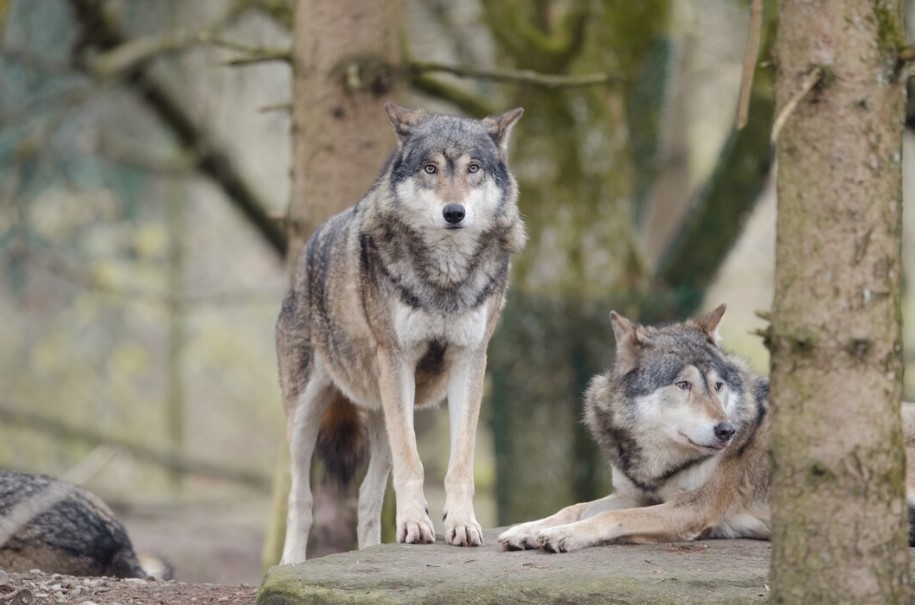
[0,497,270,605]
[0,570,257,605]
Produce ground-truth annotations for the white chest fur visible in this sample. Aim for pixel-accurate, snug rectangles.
[392,299,488,352]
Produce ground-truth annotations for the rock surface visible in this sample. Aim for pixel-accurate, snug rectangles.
[257,530,772,605]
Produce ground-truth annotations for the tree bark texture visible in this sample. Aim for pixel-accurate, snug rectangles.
[264,0,404,565]
[769,1,909,603]
[286,0,404,272]
[483,0,673,524]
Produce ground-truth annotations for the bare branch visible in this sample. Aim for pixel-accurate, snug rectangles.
[736,0,763,130]
[0,402,272,491]
[771,66,824,143]
[409,73,496,117]
[224,47,292,67]
[409,60,625,89]
[67,0,286,256]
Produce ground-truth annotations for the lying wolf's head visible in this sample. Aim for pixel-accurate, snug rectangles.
[384,103,523,232]
[609,304,744,453]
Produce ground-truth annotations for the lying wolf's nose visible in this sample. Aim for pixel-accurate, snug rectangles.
[443,204,465,225]
[714,422,736,442]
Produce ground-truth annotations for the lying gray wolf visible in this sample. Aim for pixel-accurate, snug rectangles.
[0,470,150,577]
[277,103,526,563]
[499,305,915,552]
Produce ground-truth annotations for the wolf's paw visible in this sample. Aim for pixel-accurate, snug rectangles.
[536,526,586,554]
[498,523,542,551]
[444,516,483,546]
[396,514,436,544]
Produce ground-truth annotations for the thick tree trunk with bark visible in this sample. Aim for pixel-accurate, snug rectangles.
[263,0,403,566]
[285,0,403,270]
[769,1,909,603]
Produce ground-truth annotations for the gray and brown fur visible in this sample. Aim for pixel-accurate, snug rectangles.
[277,103,525,563]
[500,306,915,552]
[0,470,148,577]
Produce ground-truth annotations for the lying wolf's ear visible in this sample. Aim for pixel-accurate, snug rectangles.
[693,304,727,344]
[385,102,427,143]
[483,107,524,153]
[610,311,644,373]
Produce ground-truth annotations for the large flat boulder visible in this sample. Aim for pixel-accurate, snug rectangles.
[257,530,771,604]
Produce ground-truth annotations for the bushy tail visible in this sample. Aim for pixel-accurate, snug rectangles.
[316,393,367,485]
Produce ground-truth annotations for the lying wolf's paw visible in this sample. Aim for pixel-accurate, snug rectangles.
[444,516,483,547]
[536,525,586,554]
[497,523,542,551]
[397,514,436,544]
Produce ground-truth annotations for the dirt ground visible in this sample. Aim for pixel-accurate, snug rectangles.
[0,496,274,605]
[0,569,257,605]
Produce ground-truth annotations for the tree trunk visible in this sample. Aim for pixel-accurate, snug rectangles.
[263,0,404,566]
[483,0,672,524]
[769,1,909,603]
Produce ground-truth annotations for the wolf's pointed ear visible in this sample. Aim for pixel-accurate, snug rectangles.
[610,311,644,374]
[694,304,727,344]
[483,107,524,153]
[385,102,426,143]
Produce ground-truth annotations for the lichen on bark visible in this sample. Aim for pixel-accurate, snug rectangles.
[769,0,909,602]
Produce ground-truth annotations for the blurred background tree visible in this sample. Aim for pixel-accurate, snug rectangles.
[1,0,915,584]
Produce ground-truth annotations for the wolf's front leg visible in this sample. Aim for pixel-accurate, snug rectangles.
[443,351,486,546]
[377,352,435,544]
[535,500,712,553]
[498,493,638,551]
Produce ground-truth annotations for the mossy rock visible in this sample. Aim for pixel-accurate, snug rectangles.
[257,529,771,604]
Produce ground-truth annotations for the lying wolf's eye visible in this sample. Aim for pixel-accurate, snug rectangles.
[423,164,437,174]
[675,381,690,391]
[714,381,724,392]
[468,163,480,173]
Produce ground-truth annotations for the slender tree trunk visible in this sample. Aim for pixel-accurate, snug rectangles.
[263,0,404,566]
[165,179,185,491]
[769,1,909,603]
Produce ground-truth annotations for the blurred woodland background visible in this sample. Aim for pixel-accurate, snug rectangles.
[2,0,915,586]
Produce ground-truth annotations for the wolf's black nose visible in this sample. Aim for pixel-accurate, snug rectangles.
[714,422,736,442]
[443,204,465,225]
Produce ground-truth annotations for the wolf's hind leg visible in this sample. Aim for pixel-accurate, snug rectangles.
[280,370,335,564]
[358,410,392,549]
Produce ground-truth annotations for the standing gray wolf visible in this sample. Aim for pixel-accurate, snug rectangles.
[0,470,149,577]
[500,305,915,552]
[277,103,526,563]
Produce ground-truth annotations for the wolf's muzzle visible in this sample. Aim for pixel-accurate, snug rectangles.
[443,203,465,225]
[714,422,736,442]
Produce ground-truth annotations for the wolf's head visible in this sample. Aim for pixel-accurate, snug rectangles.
[609,305,745,454]
[383,103,523,233]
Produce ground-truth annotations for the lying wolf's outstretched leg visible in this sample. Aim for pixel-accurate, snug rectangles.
[280,369,335,564]
[533,500,717,553]
[358,410,392,549]
[442,350,487,546]
[498,493,641,551]
[377,351,435,544]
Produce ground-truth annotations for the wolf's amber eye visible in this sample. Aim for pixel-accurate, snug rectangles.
[468,163,480,173]
[423,164,437,174]
[714,381,724,392]
[675,381,690,391]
